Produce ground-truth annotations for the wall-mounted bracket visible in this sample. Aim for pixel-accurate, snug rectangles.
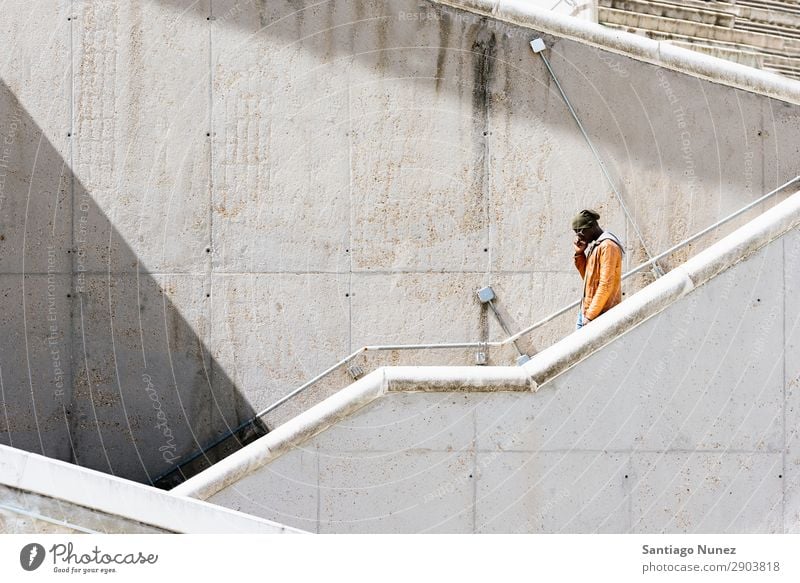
[477,286,529,362]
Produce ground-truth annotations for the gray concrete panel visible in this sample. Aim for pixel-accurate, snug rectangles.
[475,364,640,452]
[0,1,70,139]
[763,99,800,198]
[349,272,484,378]
[633,242,784,452]
[318,449,474,533]
[0,75,71,275]
[73,1,210,274]
[783,227,800,533]
[475,451,630,533]
[208,447,319,533]
[0,274,72,461]
[351,272,484,347]
[313,391,478,453]
[69,274,226,482]
[207,273,350,414]
[630,452,783,533]
[350,78,488,272]
[212,0,352,272]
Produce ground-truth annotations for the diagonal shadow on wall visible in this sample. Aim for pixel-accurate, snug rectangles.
[0,79,265,486]
[73,0,794,488]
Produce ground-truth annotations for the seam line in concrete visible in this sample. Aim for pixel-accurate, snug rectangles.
[67,0,77,467]
[3,269,579,277]
[471,406,478,533]
[208,0,215,319]
[781,235,786,532]
[311,448,784,454]
[348,81,353,354]
[316,444,321,534]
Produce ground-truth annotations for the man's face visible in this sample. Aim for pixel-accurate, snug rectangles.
[574,224,600,243]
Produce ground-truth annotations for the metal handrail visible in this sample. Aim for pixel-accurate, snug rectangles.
[258,175,799,417]
[155,176,799,484]
[508,176,800,343]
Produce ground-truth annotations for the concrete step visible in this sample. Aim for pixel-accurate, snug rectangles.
[599,8,800,51]
[604,22,800,58]
[598,0,736,27]
[736,5,800,28]
[669,39,764,68]
[600,0,737,12]
[598,0,800,79]
[736,17,800,41]
[598,0,800,30]
[601,26,800,81]
[763,63,800,80]
[736,0,800,17]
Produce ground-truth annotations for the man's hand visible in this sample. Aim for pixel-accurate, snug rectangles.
[573,236,587,255]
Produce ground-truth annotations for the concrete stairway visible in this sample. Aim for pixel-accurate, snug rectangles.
[0,444,304,533]
[597,0,800,78]
[169,190,800,533]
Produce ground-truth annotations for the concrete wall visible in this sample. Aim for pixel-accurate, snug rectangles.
[1,0,799,481]
[205,224,800,533]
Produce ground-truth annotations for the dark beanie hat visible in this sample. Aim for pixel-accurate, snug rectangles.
[571,209,600,230]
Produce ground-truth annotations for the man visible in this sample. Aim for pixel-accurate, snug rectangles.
[572,209,624,330]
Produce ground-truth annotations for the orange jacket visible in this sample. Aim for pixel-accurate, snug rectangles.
[574,233,624,321]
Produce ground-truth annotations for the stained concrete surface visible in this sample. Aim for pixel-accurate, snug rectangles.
[0,0,798,486]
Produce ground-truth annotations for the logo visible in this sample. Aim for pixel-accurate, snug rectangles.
[20,543,46,571]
